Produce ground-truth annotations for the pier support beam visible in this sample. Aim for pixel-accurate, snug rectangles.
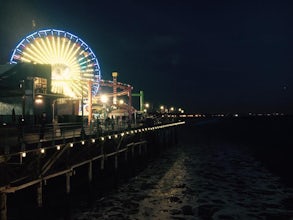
[143,143,147,154]
[100,144,105,170]
[37,182,43,207]
[131,146,135,158]
[139,144,142,155]
[100,156,105,170]
[114,154,118,169]
[124,150,128,161]
[0,192,7,220]
[88,162,92,183]
[66,173,71,194]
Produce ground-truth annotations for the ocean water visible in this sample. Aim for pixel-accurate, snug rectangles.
[8,116,293,220]
[71,116,293,220]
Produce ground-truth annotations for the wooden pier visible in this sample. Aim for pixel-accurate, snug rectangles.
[0,120,184,220]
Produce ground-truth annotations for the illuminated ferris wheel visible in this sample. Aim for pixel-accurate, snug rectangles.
[10,29,101,98]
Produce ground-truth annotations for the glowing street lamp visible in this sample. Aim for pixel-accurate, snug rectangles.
[119,99,124,105]
[35,95,43,104]
[144,103,150,113]
[100,94,109,104]
[100,94,108,119]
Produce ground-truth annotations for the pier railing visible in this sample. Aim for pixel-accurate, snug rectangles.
[0,119,144,153]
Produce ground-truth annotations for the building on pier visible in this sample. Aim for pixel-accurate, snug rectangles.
[0,63,53,124]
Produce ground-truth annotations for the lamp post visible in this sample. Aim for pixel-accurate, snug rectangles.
[144,103,150,113]
[88,80,92,125]
[119,99,124,105]
[20,80,25,117]
[80,79,85,137]
[101,94,108,119]
[112,72,118,106]
[52,100,58,123]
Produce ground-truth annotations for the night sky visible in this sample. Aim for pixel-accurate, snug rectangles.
[0,0,292,114]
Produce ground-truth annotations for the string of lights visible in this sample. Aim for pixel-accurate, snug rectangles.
[10,121,185,159]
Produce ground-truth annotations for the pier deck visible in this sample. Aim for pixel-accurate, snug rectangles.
[0,119,184,220]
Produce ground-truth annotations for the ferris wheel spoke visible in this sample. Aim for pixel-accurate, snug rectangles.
[57,36,61,60]
[64,42,76,64]
[60,38,66,62]
[45,37,54,62]
[62,39,72,63]
[22,50,43,64]
[34,40,51,63]
[39,38,52,62]
[67,46,82,66]
[30,42,50,64]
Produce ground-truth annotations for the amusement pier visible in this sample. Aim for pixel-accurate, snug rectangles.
[0,29,185,220]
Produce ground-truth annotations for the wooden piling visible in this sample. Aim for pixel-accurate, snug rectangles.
[131,145,135,158]
[143,143,147,154]
[100,156,105,170]
[124,149,128,161]
[114,155,118,169]
[36,182,43,207]
[0,192,7,220]
[66,173,71,194]
[88,162,92,183]
[100,143,105,170]
[138,144,142,155]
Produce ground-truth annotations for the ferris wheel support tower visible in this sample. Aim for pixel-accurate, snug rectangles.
[112,72,118,106]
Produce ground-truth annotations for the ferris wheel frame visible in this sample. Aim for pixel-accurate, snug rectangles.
[10,28,101,97]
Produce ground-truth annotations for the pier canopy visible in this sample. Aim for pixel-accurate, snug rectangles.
[10,29,102,98]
